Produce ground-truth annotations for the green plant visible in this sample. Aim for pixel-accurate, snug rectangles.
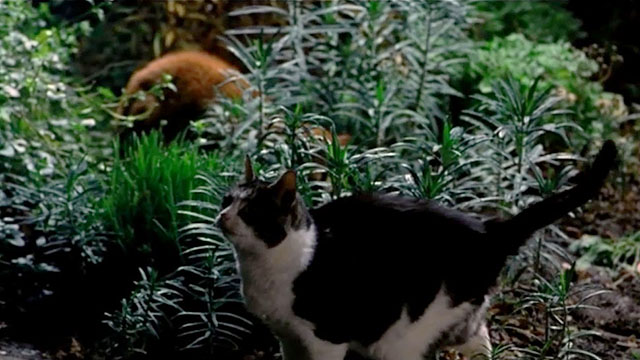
[101,132,224,273]
[471,1,582,42]
[0,159,108,337]
[105,157,249,357]
[571,232,640,274]
[514,267,607,360]
[100,134,251,357]
[103,267,182,357]
[467,34,625,138]
[0,0,118,343]
[463,77,581,212]
[0,0,113,176]
[400,120,489,205]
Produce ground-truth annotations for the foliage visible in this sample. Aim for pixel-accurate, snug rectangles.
[101,132,225,272]
[514,267,607,360]
[571,233,640,274]
[1,1,632,359]
[0,159,108,336]
[470,34,597,94]
[0,0,113,176]
[104,152,248,358]
[468,33,626,138]
[0,0,115,339]
[463,77,579,209]
[471,0,582,43]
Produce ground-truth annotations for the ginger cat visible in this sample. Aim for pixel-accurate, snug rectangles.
[118,50,352,154]
[119,50,246,141]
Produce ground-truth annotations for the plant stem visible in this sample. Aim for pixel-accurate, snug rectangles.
[413,4,433,112]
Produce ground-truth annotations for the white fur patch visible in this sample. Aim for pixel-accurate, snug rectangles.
[365,288,474,360]
[234,225,347,359]
[236,225,316,319]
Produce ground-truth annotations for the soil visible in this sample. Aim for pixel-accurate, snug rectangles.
[572,268,640,359]
[0,341,47,360]
[485,175,640,360]
[563,178,640,240]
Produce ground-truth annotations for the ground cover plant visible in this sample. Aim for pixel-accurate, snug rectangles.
[1,0,639,359]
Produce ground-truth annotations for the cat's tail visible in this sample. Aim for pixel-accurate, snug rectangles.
[487,140,617,254]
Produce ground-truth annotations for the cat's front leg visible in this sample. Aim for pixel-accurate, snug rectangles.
[451,323,491,359]
[280,334,311,360]
[278,330,348,360]
[306,339,348,360]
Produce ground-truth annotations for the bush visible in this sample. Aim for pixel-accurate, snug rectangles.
[467,33,626,140]
[0,159,108,339]
[0,0,114,341]
[471,0,582,42]
[2,1,631,359]
[0,0,113,176]
[102,132,225,273]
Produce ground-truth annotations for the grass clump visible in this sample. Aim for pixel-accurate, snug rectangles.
[103,143,247,358]
[102,132,225,273]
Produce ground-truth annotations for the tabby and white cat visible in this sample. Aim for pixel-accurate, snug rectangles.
[217,141,616,360]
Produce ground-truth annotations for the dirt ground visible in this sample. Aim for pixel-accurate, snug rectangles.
[486,179,640,360]
[0,341,47,360]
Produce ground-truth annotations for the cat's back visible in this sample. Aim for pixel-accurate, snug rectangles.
[311,193,486,245]
[307,193,487,287]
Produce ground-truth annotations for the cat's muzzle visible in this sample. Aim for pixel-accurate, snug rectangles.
[216,212,231,234]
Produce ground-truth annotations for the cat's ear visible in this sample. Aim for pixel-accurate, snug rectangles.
[244,155,255,182]
[269,170,297,209]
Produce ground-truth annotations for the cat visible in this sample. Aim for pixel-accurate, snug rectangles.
[217,141,616,360]
[118,50,247,142]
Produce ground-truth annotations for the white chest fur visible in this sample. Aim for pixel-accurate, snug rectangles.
[235,226,316,328]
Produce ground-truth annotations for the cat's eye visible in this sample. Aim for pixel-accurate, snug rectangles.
[221,195,233,209]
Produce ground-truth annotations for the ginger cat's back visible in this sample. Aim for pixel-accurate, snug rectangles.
[120,50,246,140]
[124,50,245,102]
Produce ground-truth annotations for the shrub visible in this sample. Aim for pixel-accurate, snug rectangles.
[0,0,114,341]
[0,0,113,176]
[103,141,248,358]
[102,132,226,273]
[471,0,582,42]
[467,33,626,139]
[0,159,109,338]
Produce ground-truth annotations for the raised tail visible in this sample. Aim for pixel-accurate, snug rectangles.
[487,140,617,253]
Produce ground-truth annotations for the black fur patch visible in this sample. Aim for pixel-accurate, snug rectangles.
[291,194,496,346]
[234,181,310,248]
